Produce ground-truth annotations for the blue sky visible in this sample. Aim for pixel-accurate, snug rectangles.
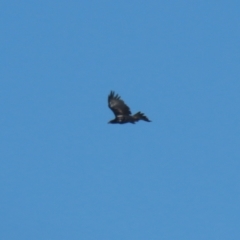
[1,1,240,239]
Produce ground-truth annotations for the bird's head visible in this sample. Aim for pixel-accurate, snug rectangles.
[108,119,117,124]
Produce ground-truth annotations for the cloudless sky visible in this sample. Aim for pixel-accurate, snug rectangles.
[1,1,240,239]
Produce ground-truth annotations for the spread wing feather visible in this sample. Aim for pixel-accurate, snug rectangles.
[108,91,131,116]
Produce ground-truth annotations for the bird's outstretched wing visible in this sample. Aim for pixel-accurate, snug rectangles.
[108,91,131,116]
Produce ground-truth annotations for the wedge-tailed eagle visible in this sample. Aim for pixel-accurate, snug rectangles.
[108,91,151,124]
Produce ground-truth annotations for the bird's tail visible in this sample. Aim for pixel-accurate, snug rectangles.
[133,112,151,122]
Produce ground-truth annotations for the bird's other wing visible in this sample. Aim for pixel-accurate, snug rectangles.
[108,91,131,116]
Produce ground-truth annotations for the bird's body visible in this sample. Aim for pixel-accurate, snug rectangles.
[108,91,151,124]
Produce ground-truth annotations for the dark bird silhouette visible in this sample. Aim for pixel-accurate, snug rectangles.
[108,91,151,124]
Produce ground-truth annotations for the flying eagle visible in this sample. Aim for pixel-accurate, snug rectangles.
[108,91,151,124]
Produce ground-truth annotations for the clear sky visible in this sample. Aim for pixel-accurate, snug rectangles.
[1,1,240,239]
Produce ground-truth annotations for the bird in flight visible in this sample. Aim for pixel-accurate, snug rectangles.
[108,91,151,124]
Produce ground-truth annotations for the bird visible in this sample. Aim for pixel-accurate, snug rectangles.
[108,91,151,124]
